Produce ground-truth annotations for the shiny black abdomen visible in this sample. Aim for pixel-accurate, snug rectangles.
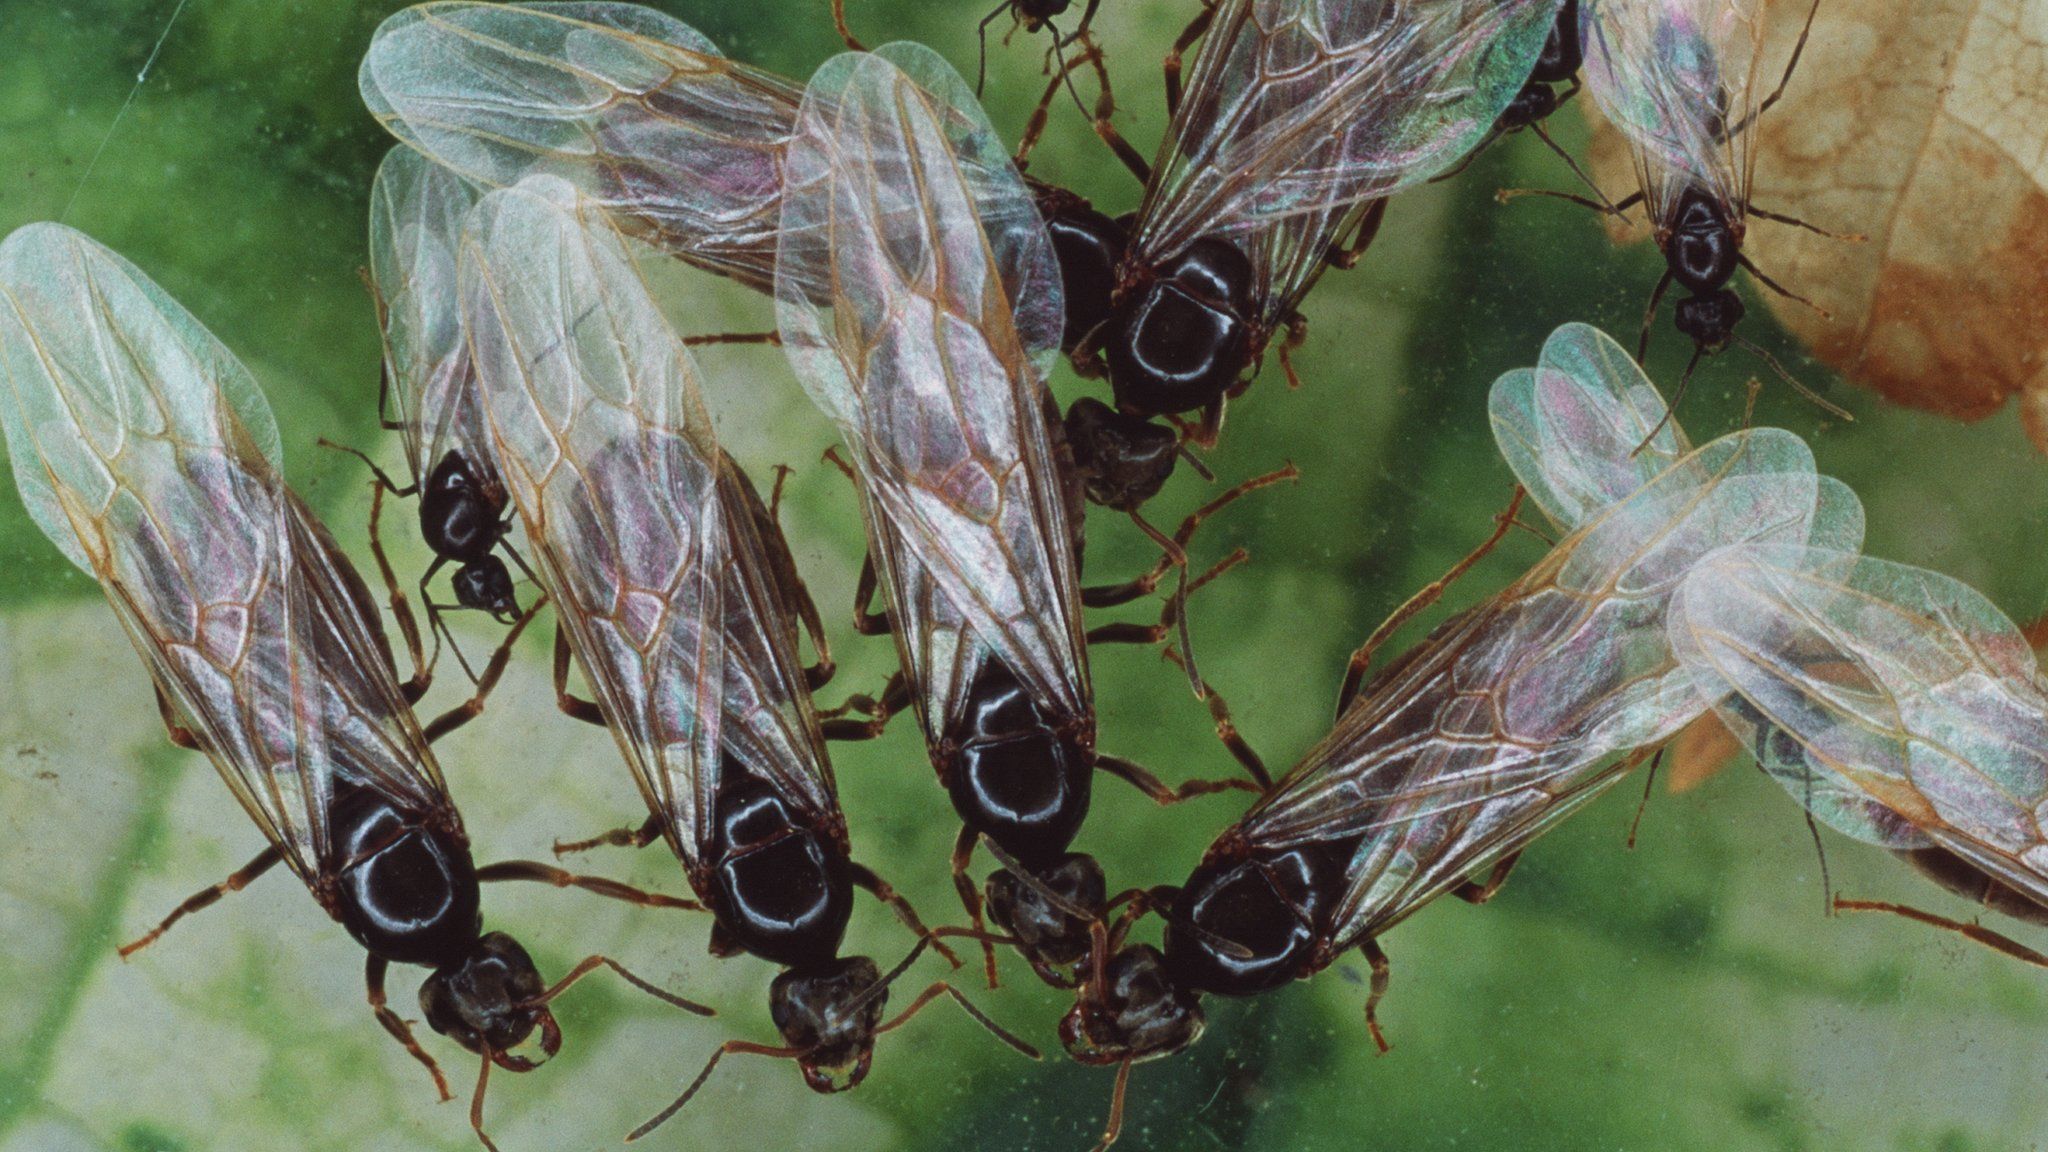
[418,452,504,565]
[327,780,481,968]
[1665,188,1740,295]
[1107,238,1256,416]
[943,657,1092,870]
[705,763,853,970]
[1162,836,1354,997]
[1042,201,1128,354]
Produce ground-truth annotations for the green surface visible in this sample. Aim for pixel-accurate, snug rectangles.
[4,2,2047,1150]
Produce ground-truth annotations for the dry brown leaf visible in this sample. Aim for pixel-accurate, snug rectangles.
[1663,712,1744,794]
[1584,0,2048,442]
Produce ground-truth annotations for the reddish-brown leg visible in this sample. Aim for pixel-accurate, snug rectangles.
[850,861,963,969]
[952,827,1001,990]
[368,953,455,1102]
[1090,1057,1135,1152]
[1834,898,2048,967]
[153,684,200,750]
[1337,486,1527,716]
[422,596,546,744]
[476,860,706,912]
[117,843,285,958]
[1453,851,1522,904]
[1360,938,1392,1053]
[1094,753,1261,804]
[552,625,608,727]
[553,812,665,856]
[1163,0,1217,115]
[526,953,716,1016]
[830,0,866,50]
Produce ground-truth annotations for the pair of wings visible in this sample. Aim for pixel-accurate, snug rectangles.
[1133,0,1561,328]
[368,144,495,490]
[0,223,450,886]
[1236,323,1863,950]
[361,2,804,293]
[358,2,1558,330]
[1670,545,2048,910]
[774,46,1092,742]
[457,175,839,872]
[1580,0,1768,226]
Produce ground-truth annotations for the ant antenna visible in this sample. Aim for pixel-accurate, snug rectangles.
[1730,334,1853,421]
[1631,346,1702,458]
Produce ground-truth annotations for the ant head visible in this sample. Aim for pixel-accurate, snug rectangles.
[419,931,558,1067]
[1060,943,1206,1066]
[1014,0,1073,25]
[452,555,520,622]
[770,956,887,1094]
[984,852,1107,988]
[1062,397,1178,512]
[1674,288,1746,353]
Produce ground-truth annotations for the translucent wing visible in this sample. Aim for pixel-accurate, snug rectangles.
[1238,427,1863,948]
[461,175,835,872]
[1133,0,1558,321]
[367,144,488,486]
[1580,0,1765,223]
[361,2,803,293]
[776,47,1089,738]
[0,223,447,886]
[1490,322,1691,533]
[1670,545,2048,904]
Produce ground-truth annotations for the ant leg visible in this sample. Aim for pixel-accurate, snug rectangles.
[819,674,905,742]
[476,860,706,912]
[871,980,1040,1059]
[630,1039,808,1139]
[1091,1058,1135,1152]
[742,462,834,688]
[367,953,454,1102]
[1094,753,1261,803]
[1074,38,1150,185]
[1745,205,1863,241]
[1359,938,1392,1053]
[849,861,963,968]
[552,625,607,727]
[1012,39,1071,167]
[952,827,1001,990]
[1832,898,2048,968]
[365,482,431,702]
[1635,269,1675,362]
[680,331,780,347]
[1495,186,1643,215]
[1426,125,1505,187]
[1737,0,1822,129]
[316,437,418,497]
[1326,199,1389,270]
[830,0,866,50]
[1337,486,1526,717]
[421,598,546,744]
[851,552,893,636]
[1082,464,1300,607]
[1529,118,1619,211]
[117,844,284,958]
[527,953,715,1015]
[1276,312,1310,390]
[1163,0,1217,116]
[1737,254,1830,319]
[554,812,665,856]
[153,684,200,750]
[1453,851,1522,904]
[1625,747,1664,850]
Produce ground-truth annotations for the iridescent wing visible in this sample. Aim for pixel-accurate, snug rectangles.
[1489,322,1691,533]
[1238,426,1864,948]
[1670,545,2048,906]
[1580,0,1765,224]
[367,144,488,487]
[460,175,835,871]
[1133,0,1560,326]
[0,223,448,886]
[361,1,803,293]
[776,45,1089,741]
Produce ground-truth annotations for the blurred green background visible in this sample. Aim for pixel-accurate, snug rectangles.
[5,2,2048,1151]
